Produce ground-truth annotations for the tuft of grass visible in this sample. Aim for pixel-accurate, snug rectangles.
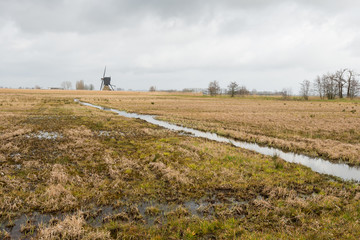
[145,206,161,216]
[272,154,284,169]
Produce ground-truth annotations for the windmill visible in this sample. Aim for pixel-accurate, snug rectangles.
[100,66,114,90]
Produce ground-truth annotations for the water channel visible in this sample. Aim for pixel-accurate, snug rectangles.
[76,100,360,182]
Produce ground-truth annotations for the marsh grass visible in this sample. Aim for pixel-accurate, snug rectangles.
[0,89,360,238]
[272,153,284,169]
[75,90,360,165]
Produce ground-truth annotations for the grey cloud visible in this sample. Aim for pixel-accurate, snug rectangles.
[0,0,289,33]
[1,0,360,91]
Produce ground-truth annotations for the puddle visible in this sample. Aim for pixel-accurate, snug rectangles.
[75,100,360,182]
[97,130,125,137]
[1,211,64,239]
[26,131,62,140]
[0,199,242,238]
[98,130,111,137]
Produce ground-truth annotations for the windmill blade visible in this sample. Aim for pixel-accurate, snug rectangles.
[103,66,107,78]
[100,80,103,90]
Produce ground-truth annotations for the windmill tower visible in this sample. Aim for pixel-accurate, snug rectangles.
[100,66,114,90]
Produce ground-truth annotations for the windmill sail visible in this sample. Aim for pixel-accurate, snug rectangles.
[103,66,106,78]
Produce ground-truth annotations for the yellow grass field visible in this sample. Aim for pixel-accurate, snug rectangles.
[78,90,360,165]
[1,89,360,239]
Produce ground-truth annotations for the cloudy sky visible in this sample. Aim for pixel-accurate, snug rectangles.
[0,0,360,91]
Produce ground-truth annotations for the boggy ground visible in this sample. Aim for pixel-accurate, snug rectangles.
[79,92,360,166]
[0,89,360,239]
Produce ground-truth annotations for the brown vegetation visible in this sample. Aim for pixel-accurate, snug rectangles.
[75,91,360,165]
[0,89,360,239]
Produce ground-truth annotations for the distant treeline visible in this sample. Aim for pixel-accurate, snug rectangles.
[203,69,359,100]
[204,81,289,97]
[154,85,295,97]
[310,69,359,99]
[75,80,94,90]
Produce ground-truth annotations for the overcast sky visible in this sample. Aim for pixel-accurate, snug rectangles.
[1,0,360,91]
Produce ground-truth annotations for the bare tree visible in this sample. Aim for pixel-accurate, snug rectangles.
[34,85,41,89]
[300,80,311,100]
[208,81,220,96]
[281,88,292,100]
[227,82,238,97]
[76,80,85,90]
[149,86,156,92]
[348,79,360,99]
[313,75,324,99]
[323,73,337,100]
[238,86,249,96]
[346,69,356,98]
[334,69,347,98]
[61,81,72,90]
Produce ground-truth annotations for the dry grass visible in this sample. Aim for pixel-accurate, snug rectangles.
[73,90,360,165]
[37,211,110,240]
[149,161,191,185]
[0,89,360,239]
[40,184,77,212]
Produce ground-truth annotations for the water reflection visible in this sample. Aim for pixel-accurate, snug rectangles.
[76,100,360,182]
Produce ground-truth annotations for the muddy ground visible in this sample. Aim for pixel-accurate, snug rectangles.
[0,90,360,239]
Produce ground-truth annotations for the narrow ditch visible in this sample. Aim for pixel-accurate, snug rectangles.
[75,99,360,182]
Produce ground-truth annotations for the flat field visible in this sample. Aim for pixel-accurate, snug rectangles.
[80,91,360,166]
[1,89,360,239]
